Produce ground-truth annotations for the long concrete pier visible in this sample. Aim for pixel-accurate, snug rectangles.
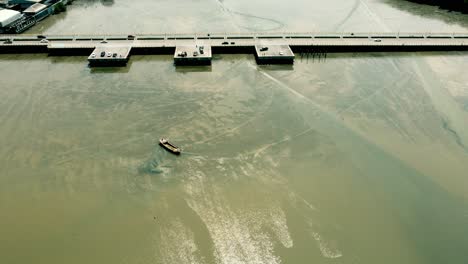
[1,32,468,66]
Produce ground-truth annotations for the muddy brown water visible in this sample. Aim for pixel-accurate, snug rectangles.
[1,0,468,263]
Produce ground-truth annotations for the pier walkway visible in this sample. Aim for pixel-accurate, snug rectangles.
[1,32,468,65]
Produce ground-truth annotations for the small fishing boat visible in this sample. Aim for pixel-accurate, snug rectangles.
[159,138,181,155]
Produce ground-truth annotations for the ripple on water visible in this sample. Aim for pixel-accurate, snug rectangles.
[158,218,204,264]
[181,162,293,264]
[307,220,343,259]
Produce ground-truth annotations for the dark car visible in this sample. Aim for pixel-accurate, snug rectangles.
[127,35,135,40]
[100,51,106,57]
[260,46,268,51]
[37,35,46,39]
[3,39,13,44]
[112,53,117,58]
[222,41,229,45]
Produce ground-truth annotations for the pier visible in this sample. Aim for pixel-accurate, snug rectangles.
[88,45,131,66]
[1,32,468,66]
[174,45,212,66]
[255,45,294,65]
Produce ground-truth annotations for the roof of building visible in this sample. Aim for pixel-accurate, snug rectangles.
[23,2,46,13]
[8,0,42,4]
[0,8,21,24]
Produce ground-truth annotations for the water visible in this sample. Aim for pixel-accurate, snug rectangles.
[1,0,468,263]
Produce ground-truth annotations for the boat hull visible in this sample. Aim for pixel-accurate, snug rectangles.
[159,139,181,155]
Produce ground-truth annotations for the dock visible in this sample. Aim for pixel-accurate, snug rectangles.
[1,32,468,67]
[255,45,294,65]
[174,45,212,66]
[88,45,131,66]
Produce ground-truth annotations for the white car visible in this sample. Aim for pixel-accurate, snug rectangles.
[91,53,96,58]
[40,39,48,43]
[107,52,112,57]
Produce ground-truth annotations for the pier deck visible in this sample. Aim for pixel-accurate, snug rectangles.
[255,45,294,64]
[88,45,131,66]
[174,45,212,66]
[1,32,468,66]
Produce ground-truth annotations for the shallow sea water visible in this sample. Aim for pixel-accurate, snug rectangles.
[1,0,468,263]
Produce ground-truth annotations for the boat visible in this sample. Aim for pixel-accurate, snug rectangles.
[159,138,181,155]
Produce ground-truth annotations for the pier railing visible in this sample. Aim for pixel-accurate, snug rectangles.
[1,32,468,56]
[1,32,468,41]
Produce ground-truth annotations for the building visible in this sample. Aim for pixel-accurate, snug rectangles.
[1,0,68,33]
[23,2,46,14]
[23,2,47,20]
[0,8,22,27]
[8,0,43,9]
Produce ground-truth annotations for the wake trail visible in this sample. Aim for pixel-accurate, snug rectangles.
[247,63,326,111]
[333,0,361,31]
[189,87,274,146]
[246,63,330,159]
[359,0,391,32]
[214,0,284,32]
[231,10,285,32]
[253,127,314,158]
[334,0,391,32]
[337,75,412,116]
[190,112,262,146]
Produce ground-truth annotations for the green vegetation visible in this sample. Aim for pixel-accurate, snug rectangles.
[408,0,468,13]
[53,2,67,14]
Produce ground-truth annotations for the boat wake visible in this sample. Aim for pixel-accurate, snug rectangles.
[182,161,293,264]
[214,0,285,31]
[310,231,343,259]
